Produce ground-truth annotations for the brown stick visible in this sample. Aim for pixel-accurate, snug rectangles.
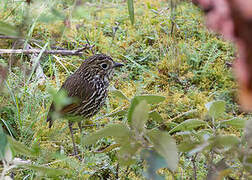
[0,45,94,56]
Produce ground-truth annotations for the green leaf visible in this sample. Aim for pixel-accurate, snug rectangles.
[220,117,246,129]
[135,95,165,104]
[149,111,163,123]
[210,135,240,148]
[178,140,201,153]
[128,95,165,123]
[169,119,207,134]
[117,141,141,166]
[141,149,167,180]
[131,100,149,133]
[38,8,65,23]
[7,136,40,157]
[205,100,226,119]
[25,165,69,177]
[0,21,19,36]
[110,89,129,101]
[0,126,7,160]
[146,130,178,171]
[128,97,140,124]
[82,124,131,146]
[48,88,75,112]
[127,0,134,25]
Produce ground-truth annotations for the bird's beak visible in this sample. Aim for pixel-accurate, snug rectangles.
[113,62,124,68]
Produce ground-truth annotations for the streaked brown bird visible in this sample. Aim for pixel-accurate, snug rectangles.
[47,54,123,155]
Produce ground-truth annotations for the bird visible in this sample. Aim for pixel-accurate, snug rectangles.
[46,53,124,156]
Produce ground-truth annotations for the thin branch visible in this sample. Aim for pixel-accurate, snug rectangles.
[192,153,198,180]
[0,45,93,56]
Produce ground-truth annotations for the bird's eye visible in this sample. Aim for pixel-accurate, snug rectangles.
[101,63,108,69]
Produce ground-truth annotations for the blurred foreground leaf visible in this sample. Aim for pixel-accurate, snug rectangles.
[147,130,178,171]
[178,140,202,153]
[25,165,69,177]
[220,118,246,129]
[128,95,165,123]
[82,124,131,146]
[7,136,40,157]
[169,119,207,134]
[131,100,149,133]
[210,135,240,149]
[205,100,226,119]
[0,126,7,159]
[0,21,19,36]
[141,149,168,180]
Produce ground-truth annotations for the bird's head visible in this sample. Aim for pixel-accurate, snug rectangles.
[80,54,124,82]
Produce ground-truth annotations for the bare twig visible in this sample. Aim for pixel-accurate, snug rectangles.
[0,45,93,56]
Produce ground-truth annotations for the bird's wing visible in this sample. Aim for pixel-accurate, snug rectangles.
[47,74,93,128]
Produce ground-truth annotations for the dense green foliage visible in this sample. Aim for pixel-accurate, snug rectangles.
[1,0,252,179]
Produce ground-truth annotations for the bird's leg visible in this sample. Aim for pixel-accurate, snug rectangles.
[78,122,83,134]
[68,122,78,156]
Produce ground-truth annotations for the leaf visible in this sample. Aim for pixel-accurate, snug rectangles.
[220,117,246,129]
[205,100,226,119]
[0,126,7,160]
[128,97,140,124]
[4,145,12,163]
[135,95,166,104]
[117,141,141,166]
[82,124,141,166]
[82,124,132,146]
[169,119,207,134]
[178,140,202,153]
[128,95,165,123]
[146,130,178,171]
[206,159,231,180]
[25,165,69,177]
[110,89,129,101]
[127,0,134,25]
[210,135,240,148]
[38,8,65,23]
[7,136,40,157]
[48,88,74,112]
[141,149,167,180]
[0,21,19,36]
[149,111,163,123]
[131,100,149,133]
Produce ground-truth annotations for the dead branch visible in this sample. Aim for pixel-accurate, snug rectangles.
[0,44,94,56]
